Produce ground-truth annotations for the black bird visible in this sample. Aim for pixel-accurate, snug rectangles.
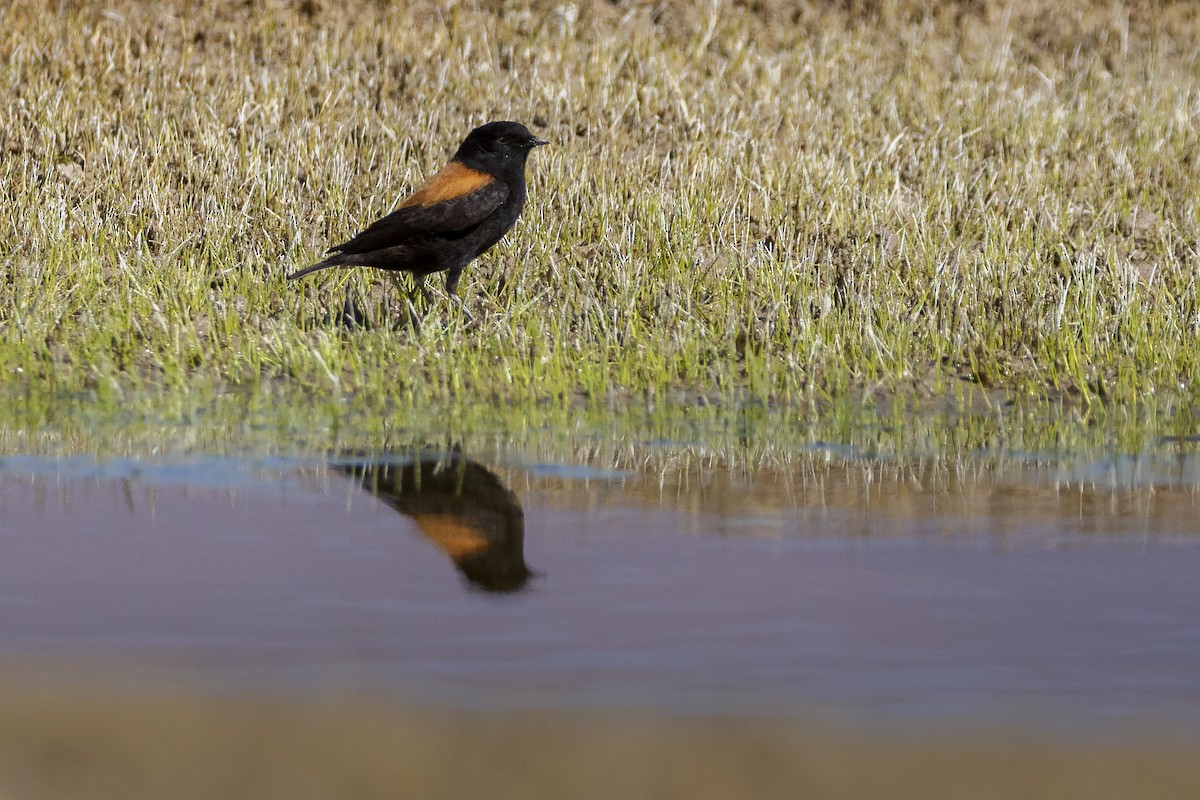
[335,449,533,593]
[288,121,548,302]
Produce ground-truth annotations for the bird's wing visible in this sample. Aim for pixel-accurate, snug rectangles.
[331,162,509,255]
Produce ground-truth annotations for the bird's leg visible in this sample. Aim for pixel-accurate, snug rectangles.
[385,270,409,302]
[412,272,431,304]
[444,269,475,322]
[339,286,370,330]
[451,294,475,323]
[385,271,423,331]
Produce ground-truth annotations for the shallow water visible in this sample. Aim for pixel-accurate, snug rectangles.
[2,447,1198,732]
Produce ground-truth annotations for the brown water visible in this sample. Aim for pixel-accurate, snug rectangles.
[2,450,1198,731]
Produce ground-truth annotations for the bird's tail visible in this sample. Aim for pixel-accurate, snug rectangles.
[286,254,345,282]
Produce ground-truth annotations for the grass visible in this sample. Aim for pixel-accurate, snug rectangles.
[1,0,1199,438]
[2,379,1197,502]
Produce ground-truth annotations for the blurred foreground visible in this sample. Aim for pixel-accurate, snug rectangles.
[1,680,1198,800]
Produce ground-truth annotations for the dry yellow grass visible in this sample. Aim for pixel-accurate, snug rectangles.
[1,0,1198,428]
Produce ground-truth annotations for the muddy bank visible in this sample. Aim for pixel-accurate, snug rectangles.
[1,680,1197,800]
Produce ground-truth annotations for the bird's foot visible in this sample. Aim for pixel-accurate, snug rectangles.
[451,293,476,323]
[413,273,433,306]
[338,288,372,331]
[401,296,424,333]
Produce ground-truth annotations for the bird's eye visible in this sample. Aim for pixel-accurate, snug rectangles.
[497,136,510,146]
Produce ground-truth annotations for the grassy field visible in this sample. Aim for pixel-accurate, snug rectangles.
[2,0,1199,431]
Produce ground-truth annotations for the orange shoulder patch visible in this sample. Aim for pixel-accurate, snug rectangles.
[412,514,490,561]
[400,161,494,208]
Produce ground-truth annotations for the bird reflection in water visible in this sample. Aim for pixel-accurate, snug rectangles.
[334,450,532,593]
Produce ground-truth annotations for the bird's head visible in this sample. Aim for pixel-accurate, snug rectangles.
[455,121,548,174]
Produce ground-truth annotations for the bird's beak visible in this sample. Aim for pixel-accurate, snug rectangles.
[530,137,550,147]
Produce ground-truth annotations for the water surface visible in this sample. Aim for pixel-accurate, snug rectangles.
[2,446,1198,733]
